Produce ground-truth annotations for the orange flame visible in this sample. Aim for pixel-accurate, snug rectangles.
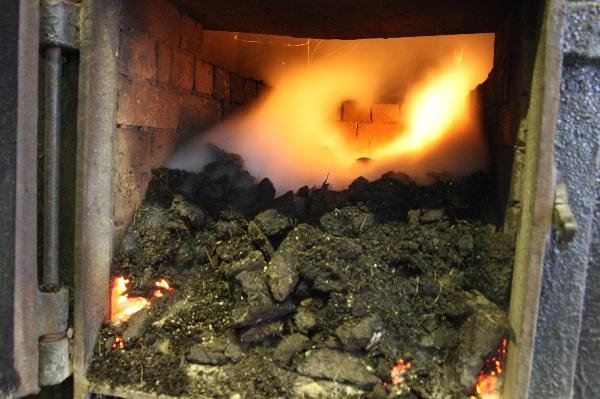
[473,338,508,398]
[112,335,124,349]
[110,276,173,324]
[371,62,475,159]
[190,38,492,193]
[153,278,173,298]
[390,358,413,385]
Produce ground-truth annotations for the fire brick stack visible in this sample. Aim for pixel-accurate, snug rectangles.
[113,0,268,242]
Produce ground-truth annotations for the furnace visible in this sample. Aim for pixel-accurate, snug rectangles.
[82,0,533,397]
[2,1,599,399]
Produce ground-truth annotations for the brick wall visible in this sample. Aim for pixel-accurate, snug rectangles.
[477,3,539,231]
[337,102,403,150]
[114,0,266,242]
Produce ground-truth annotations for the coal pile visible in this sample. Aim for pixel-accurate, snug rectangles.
[88,149,514,398]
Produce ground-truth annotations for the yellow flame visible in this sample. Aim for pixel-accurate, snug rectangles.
[110,276,174,324]
[110,277,150,324]
[373,64,473,158]
[195,38,491,192]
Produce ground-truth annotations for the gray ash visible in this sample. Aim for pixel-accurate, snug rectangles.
[88,151,513,398]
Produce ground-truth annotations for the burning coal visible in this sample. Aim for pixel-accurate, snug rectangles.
[91,160,514,396]
[471,338,508,399]
[390,358,413,385]
[110,276,173,324]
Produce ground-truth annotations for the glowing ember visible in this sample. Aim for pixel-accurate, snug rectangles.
[111,335,124,349]
[153,278,173,298]
[473,338,508,398]
[390,358,413,385]
[110,276,173,324]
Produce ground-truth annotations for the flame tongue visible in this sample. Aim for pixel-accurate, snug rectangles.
[196,42,491,193]
[110,276,173,324]
[373,64,472,159]
[153,278,173,298]
[110,277,150,324]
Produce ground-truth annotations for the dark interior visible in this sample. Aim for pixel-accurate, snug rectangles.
[170,0,512,38]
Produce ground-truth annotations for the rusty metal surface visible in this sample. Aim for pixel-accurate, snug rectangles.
[531,2,600,398]
[42,46,63,287]
[37,288,69,340]
[3,1,42,398]
[170,0,511,39]
[575,169,600,399]
[502,0,564,397]
[73,0,120,397]
[0,0,23,394]
[531,59,599,399]
[562,1,600,60]
[41,0,80,50]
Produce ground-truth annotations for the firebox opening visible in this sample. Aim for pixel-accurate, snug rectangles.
[88,0,545,398]
[167,31,496,195]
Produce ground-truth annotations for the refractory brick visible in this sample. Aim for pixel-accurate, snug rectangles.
[170,49,194,92]
[194,60,213,95]
[121,33,156,80]
[117,77,182,129]
[371,104,400,123]
[342,102,371,122]
[213,67,231,101]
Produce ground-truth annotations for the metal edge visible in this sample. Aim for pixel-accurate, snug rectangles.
[503,0,565,397]
[73,0,120,397]
[11,1,41,397]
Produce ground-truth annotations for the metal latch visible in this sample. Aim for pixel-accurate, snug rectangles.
[553,183,578,248]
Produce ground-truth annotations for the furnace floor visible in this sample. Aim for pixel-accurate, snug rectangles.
[88,162,513,399]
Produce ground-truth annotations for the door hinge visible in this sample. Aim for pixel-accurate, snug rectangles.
[37,288,72,386]
[41,0,80,51]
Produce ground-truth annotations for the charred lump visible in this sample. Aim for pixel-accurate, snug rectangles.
[88,152,513,398]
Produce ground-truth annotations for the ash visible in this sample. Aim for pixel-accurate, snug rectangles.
[88,148,514,398]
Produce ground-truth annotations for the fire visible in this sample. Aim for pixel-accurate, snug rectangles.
[179,35,493,193]
[390,358,413,385]
[110,277,150,324]
[472,338,508,398]
[153,278,173,298]
[110,276,173,324]
[372,61,473,158]
[112,335,124,349]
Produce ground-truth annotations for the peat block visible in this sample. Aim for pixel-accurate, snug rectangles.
[297,349,380,388]
[273,333,310,367]
[89,153,513,398]
[186,337,242,365]
[336,315,383,351]
[454,304,509,391]
[267,248,300,301]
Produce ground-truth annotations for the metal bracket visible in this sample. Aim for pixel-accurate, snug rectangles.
[553,183,578,248]
[41,0,80,50]
[36,287,71,386]
[37,1,78,389]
